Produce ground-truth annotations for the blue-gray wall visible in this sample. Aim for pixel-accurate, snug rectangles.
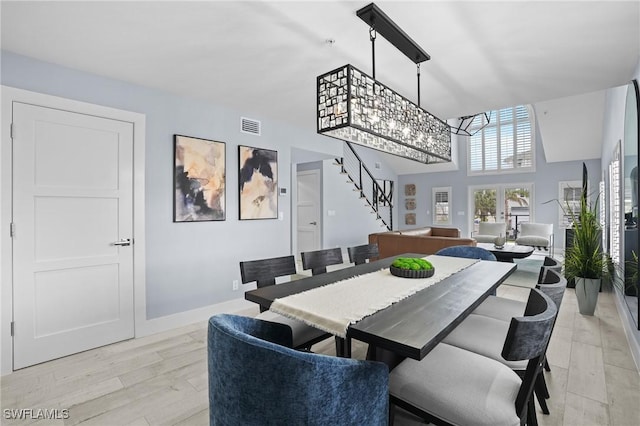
[1,51,396,319]
[398,117,601,248]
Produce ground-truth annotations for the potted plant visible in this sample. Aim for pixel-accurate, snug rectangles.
[564,194,604,315]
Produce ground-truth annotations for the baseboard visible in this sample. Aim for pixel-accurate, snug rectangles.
[613,289,640,373]
[135,298,256,337]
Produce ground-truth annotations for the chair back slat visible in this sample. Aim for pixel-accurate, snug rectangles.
[301,248,343,275]
[347,243,379,265]
[239,255,297,288]
[499,288,558,419]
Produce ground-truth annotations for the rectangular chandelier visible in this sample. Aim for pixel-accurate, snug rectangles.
[317,64,451,164]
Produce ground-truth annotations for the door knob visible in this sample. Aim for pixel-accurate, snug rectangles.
[112,238,132,246]
[309,221,317,225]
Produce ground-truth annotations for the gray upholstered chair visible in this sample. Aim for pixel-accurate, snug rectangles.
[208,314,389,426]
[516,223,554,255]
[347,243,379,265]
[435,245,497,261]
[389,288,557,426]
[301,247,344,275]
[473,222,508,244]
[443,269,567,415]
[239,255,330,350]
[473,259,563,321]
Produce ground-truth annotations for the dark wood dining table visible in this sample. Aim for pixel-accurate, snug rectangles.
[244,253,516,366]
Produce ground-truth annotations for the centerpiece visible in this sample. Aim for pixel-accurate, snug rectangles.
[390,257,435,278]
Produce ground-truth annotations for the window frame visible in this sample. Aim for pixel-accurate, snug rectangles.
[467,105,536,176]
[432,186,452,226]
[558,180,583,229]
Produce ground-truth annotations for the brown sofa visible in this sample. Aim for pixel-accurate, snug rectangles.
[369,227,476,259]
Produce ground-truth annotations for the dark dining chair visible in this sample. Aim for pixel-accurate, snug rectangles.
[537,256,562,283]
[239,255,330,350]
[389,288,557,426]
[435,245,497,261]
[208,314,389,426]
[301,247,344,275]
[347,243,379,265]
[443,269,567,416]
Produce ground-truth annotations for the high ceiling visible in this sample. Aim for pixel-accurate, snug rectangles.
[2,1,639,171]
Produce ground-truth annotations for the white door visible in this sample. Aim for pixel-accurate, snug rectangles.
[12,102,134,369]
[297,169,321,254]
[470,184,532,240]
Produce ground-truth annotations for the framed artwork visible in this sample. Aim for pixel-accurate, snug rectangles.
[405,213,416,225]
[174,135,226,222]
[239,145,278,220]
[405,183,416,196]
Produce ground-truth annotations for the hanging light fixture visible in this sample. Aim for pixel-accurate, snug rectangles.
[316,3,451,164]
[451,112,491,137]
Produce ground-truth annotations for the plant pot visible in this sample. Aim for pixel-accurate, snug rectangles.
[575,277,601,316]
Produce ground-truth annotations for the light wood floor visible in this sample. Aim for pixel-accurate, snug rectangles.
[1,285,638,425]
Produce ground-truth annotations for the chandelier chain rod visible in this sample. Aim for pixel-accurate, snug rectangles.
[417,63,421,107]
[369,27,377,79]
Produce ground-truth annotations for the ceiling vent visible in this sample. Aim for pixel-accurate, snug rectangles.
[240,117,261,136]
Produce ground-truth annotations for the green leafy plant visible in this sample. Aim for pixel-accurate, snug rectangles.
[392,257,433,271]
[564,194,604,281]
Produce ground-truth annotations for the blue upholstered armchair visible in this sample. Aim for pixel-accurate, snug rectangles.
[208,314,389,426]
[436,245,497,261]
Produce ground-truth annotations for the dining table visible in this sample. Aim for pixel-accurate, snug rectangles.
[244,253,516,367]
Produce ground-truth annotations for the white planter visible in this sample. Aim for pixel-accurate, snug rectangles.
[575,277,601,316]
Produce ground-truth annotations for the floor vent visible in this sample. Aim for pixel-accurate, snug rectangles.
[240,117,261,136]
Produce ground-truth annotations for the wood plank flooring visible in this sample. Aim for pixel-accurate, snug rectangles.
[1,286,638,425]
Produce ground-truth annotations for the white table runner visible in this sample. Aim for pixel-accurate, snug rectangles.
[270,255,479,338]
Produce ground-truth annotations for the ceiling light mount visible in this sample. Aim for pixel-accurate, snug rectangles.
[356,3,430,65]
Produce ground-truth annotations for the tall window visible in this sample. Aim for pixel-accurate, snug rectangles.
[468,105,535,175]
[432,187,452,225]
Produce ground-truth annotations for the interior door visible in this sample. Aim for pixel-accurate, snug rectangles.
[12,102,134,369]
[297,169,321,255]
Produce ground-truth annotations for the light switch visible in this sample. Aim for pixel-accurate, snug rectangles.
[457,211,465,216]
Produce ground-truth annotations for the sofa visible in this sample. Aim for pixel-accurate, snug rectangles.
[369,227,476,260]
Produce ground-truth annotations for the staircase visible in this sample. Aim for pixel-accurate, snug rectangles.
[334,142,393,231]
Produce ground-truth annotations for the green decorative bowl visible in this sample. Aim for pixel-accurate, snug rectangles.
[390,265,435,279]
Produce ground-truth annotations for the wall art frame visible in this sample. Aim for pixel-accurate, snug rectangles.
[173,134,226,222]
[238,145,278,220]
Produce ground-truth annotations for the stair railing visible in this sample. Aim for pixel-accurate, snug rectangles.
[335,142,393,230]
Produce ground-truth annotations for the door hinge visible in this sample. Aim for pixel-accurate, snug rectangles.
[10,322,14,337]
[9,222,15,238]
[10,123,14,139]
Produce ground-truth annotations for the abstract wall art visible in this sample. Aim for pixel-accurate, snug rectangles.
[239,145,278,220]
[174,135,226,222]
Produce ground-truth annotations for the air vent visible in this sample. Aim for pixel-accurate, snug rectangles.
[240,117,261,136]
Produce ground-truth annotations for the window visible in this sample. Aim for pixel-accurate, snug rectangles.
[558,181,582,229]
[468,105,535,175]
[610,145,621,264]
[433,187,452,225]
